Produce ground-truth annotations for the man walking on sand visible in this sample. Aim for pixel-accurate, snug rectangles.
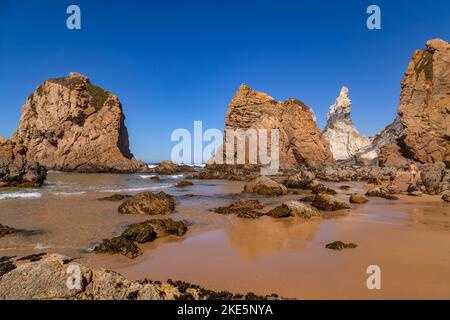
[409,161,418,186]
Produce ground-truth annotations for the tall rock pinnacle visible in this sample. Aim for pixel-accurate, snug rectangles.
[322,87,371,161]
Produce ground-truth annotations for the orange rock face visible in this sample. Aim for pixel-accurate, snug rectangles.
[396,39,450,166]
[12,72,145,173]
[220,84,333,169]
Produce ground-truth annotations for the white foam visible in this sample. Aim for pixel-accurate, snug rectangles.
[101,184,173,193]
[147,164,158,169]
[35,243,50,250]
[0,191,42,200]
[139,174,157,179]
[51,191,86,196]
[168,174,184,179]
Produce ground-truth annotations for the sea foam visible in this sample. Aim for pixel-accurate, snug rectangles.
[0,191,42,200]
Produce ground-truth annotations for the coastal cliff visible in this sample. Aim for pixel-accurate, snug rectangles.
[12,72,146,173]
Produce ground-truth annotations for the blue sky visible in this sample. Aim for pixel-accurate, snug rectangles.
[1,0,449,162]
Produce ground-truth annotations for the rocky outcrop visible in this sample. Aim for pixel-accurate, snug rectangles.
[0,254,280,300]
[354,39,450,167]
[0,137,47,187]
[243,175,288,196]
[12,72,145,173]
[146,161,196,175]
[322,87,371,160]
[205,84,333,173]
[313,165,396,182]
[118,191,176,215]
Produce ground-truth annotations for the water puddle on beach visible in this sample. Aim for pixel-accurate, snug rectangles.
[1,172,449,299]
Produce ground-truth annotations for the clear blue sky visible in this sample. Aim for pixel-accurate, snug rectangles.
[1,0,449,162]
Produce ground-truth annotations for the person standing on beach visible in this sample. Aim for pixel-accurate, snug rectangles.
[408,161,418,186]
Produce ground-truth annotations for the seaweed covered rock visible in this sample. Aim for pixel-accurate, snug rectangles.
[282,169,316,189]
[0,138,47,187]
[119,191,175,215]
[121,223,157,243]
[311,194,350,211]
[0,224,18,238]
[325,241,358,251]
[243,176,288,196]
[145,219,187,237]
[213,199,264,219]
[94,236,142,259]
[365,187,399,200]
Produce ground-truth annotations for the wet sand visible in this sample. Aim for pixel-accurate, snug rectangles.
[1,172,449,299]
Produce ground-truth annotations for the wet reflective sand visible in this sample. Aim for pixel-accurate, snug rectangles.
[1,173,449,299]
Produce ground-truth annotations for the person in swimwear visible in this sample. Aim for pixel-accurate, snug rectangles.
[409,161,418,186]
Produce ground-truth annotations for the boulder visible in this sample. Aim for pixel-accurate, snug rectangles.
[365,187,399,200]
[11,72,146,173]
[147,161,196,175]
[282,169,316,189]
[442,191,449,202]
[118,191,175,215]
[349,194,369,204]
[145,219,187,237]
[175,180,193,188]
[279,200,318,219]
[322,87,371,160]
[311,194,350,211]
[311,184,337,195]
[243,176,288,196]
[121,223,157,243]
[420,162,448,195]
[0,138,47,187]
[94,237,142,259]
[213,199,264,219]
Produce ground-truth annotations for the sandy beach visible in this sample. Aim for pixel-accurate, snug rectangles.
[1,172,448,299]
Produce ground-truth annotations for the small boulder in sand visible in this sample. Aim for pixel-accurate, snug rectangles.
[349,194,369,204]
[282,170,316,189]
[312,194,350,211]
[0,224,18,238]
[145,219,187,237]
[118,191,175,215]
[279,200,318,219]
[365,187,399,200]
[121,223,157,243]
[176,180,193,188]
[95,237,142,259]
[325,241,358,251]
[311,184,337,195]
[213,199,264,219]
[243,176,288,196]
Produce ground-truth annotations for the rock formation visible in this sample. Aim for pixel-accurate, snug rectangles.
[206,84,333,173]
[0,254,280,300]
[322,87,371,160]
[0,137,47,187]
[12,72,145,173]
[355,39,450,167]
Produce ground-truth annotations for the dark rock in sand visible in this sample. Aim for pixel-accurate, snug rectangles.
[121,223,157,243]
[98,194,132,201]
[311,194,350,211]
[365,187,399,200]
[118,191,175,215]
[0,224,18,238]
[349,194,369,204]
[176,180,193,188]
[406,185,423,197]
[325,241,358,251]
[311,184,337,195]
[0,258,16,277]
[213,199,264,219]
[95,237,142,259]
[442,192,449,202]
[145,219,187,237]
[150,176,160,180]
[339,185,351,190]
[267,206,292,218]
[16,253,47,262]
[243,176,288,196]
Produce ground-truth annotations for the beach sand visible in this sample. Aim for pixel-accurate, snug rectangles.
[1,172,449,299]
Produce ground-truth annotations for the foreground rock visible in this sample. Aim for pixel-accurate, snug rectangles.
[311,194,350,211]
[11,72,146,173]
[325,241,358,251]
[118,191,175,215]
[0,254,280,300]
[213,199,264,218]
[243,176,288,196]
[322,87,371,161]
[0,138,47,187]
[282,169,316,189]
[147,161,196,175]
[95,219,187,258]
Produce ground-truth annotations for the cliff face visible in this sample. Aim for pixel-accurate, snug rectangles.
[322,87,371,161]
[354,39,450,167]
[217,84,333,169]
[12,72,145,173]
